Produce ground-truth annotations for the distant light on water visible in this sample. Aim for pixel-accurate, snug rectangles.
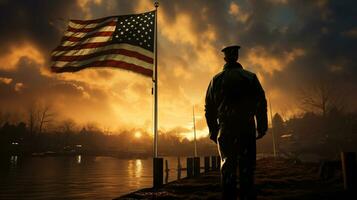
[281,134,292,138]
[10,155,18,164]
[135,159,143,178]
[76,155,82,164]
[128,159,143,179]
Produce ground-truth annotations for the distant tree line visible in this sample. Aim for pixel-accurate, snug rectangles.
[3,108,356,160]
[0,105,217,157]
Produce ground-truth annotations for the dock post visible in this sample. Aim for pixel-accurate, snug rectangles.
[165,159,169,184]
[193,157,200,176]
[204,156,210,173]
[211,156,217,170]
[187,157,194,177]
[153,157,163,189]
[341,152,357,191]
[216,155,221,170]
[177,157,181,180]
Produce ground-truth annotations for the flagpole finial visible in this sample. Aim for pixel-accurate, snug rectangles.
[154,1,159,8]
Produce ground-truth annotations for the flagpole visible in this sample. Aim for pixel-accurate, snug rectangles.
[152,1,163,189]
[193,106,197,157]
[153,1,159,158]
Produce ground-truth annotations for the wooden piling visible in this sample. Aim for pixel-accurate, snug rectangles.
[177,157,181,180]
[153,157,163,188]
[211,156,217,170]
[165,159,169,184]
[187,157,194,177]
[341,152,357,191]
[204,156,210,173]
[216,155,221,170]
[193,157,200,176]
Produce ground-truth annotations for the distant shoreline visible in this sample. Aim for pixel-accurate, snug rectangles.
[0,151,151,160]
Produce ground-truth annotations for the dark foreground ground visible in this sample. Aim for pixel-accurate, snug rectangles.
[116,158,349,200]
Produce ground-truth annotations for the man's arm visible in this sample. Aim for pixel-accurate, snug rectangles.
[254,75,268,139]
[205,80,219,143]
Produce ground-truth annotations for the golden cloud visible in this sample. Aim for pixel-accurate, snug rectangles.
[245,47,304,74]
[160,13,197,45]
[76,0,103,19]
[134,0,155,13]
[0,41,45,71]
[229,2,250,23]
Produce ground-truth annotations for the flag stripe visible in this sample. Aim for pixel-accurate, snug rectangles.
[52,43,153,58]
[67,20,117,33]
[51,60,153,77]
[53,54,152,69]
[62,32,113,42]
[52,48,153,63]
[68,18,116,29]
[60,36,112,47]
[54,42,111,51]
[70,17,113,25]
[64,26,116,37]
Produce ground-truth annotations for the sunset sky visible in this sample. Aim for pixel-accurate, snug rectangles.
[0,0,356,139]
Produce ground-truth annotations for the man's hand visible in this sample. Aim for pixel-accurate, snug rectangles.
[209,131,218,144]
[210,135,217,144]
[256,131,265,140]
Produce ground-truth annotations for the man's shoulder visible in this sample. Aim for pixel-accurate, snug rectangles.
[241,68,257,79]
[211,64,257,81]
[229,67,257,81]
[212,71,225,80]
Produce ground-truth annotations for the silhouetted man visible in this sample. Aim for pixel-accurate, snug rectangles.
[205,45,268,200]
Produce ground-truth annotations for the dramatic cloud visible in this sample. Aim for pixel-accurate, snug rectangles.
[0,42,45,71]
[0,0,356,139]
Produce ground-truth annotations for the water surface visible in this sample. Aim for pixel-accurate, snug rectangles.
[0,156,187,200]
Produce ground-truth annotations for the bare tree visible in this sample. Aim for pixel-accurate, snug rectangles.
[38,104,54,134]
[28,103,38,135]
[299,81,344,116]
[60,119,76,147]
[61,119,76,134]
[27,101,55,134]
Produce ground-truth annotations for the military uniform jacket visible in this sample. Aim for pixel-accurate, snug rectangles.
[205,62,268,142]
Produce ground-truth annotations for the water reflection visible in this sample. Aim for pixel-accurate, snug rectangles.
[0,156,186,199]
[135,159,143,178]
[10,155,18,167]
[76,155,82,164]
[127,159,143,178]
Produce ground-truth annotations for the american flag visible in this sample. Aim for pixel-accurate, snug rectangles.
[51,11,155,77]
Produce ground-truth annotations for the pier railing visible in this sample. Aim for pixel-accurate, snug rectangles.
[158,152,357,191]
[155,155,221,187]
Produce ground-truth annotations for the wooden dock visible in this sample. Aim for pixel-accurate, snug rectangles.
[115,157,348,200]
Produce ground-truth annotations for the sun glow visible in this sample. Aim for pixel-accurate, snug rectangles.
[134,131,142,138]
